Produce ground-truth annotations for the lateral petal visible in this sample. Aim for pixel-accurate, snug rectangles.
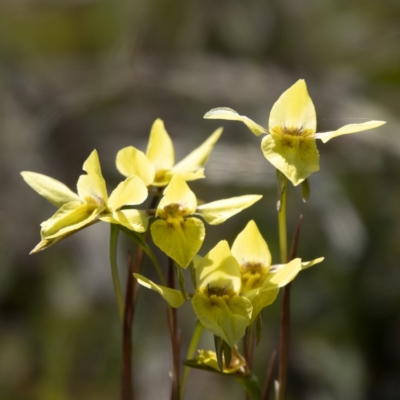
[263,258,302,288]
[107,176,148,212]
[150,217,205,268]
[204,108,267,136]
[269,80,316,134]
[146,119,175,170]
[171,169,205,183]
[134,274,185,308]
[116,146,155,186]
[77,150,108,204]
[30,236,66,254]
[243,286,279,324]
[196,240,241,294]
[261,134,320,186]
[100,209,150,232]
[157,174,197,215]
[40,201,101,239]
[21,171,80,207]
[173,127,223,173]
[231,220,271,268]
[314,121,386,143]
[301,257,324,270]
[192,292,252,347]
[196,195,262,225]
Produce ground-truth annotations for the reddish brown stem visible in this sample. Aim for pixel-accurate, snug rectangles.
[167,257,181,400]
[262,350,277,400]
[277,215,303,400]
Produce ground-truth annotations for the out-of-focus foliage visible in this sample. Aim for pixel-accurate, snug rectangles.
[1,0,400,399]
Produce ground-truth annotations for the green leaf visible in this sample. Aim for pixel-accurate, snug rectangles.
[214,336,224,371]
[223,341,232,368]
[212,338,234,373]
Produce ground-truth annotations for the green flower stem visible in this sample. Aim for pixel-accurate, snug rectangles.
[109,224,125,323]
[277,175,289,400]
[181,321,204,399]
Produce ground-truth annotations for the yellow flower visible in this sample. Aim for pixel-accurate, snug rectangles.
[186,349,247,375]
[22,150,149,253]
[191,241,253,346]
[150,174,262,268]
[116,119,223,187]
[135,240,253,346]
[232,220,323,324]
[134,228,322,346]
[204,79,386,185]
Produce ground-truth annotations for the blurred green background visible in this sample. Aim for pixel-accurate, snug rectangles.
[1,0,400,399]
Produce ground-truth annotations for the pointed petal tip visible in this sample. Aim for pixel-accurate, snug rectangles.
[212,126,224,137]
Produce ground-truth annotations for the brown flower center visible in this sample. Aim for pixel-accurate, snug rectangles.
[240,262,269,292]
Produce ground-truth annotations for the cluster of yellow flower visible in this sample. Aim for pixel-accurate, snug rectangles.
[22,79,385,387]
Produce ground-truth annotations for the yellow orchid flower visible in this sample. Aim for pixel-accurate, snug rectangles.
[204,79,386,185]
[116,119,223,187]
[232,220,324,324]
[134,240,253,347]
[22,150,149,253]
[134,226,321,345]
[191,240,253,347]
[186,349,247,375]
[150,174,262,268]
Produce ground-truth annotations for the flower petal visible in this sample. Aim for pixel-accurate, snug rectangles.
[261,134,319,186]
[196,240,241,293]
[150,217,205,268]
[40,201,102,239]
[231,220,271,268]
[107,176,148,211]
[116,146,155,186]
[192,292,252,347]
[30,236,66,254]
[157,174,197,215]
[269,80,316,134]
[243,286,279,324]
[301,257,324,270]
[100,209,150,232]
[204,108,267,136]
[188,350,243,374]
[134,273,185,308]
[314,121,386,143]
[77,150,108,204]
[170,169,205,183]
[21,171,80,207]
[146,119,175,170]
[196,195,262,225]
[173,127,223,174]
[264,258,302,288]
